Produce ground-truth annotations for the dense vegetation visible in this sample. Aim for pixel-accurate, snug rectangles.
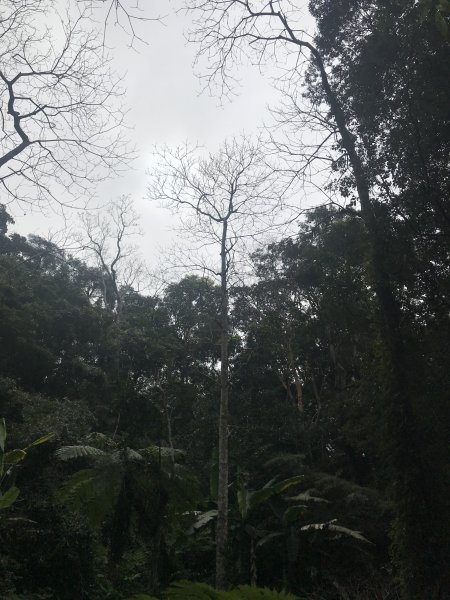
[0,192,446,599]
[1,0,449,599]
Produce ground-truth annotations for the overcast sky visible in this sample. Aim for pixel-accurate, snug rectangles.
[10,0,316,272]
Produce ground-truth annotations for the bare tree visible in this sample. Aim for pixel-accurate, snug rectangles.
[148,136,292,589]
[82,0,163,47]
[77,195,144,315]
[0,0,133,212]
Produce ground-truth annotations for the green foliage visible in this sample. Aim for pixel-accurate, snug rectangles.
[228,588,299,600]
[29,433,57,448]
[56,445,108,461]
[162,581,299,600]
[0,485,20,509]
[0,418,54,515]
[188,509,218,535]
[309,0,450,594]
[237,476,303,521]
[419,0,450,36]
[0,417,6,451]
[164,581,219,600]
[1,159,448,599]
[57,467,120,527]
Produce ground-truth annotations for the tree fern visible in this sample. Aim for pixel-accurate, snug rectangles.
[57,466,121,527]
[55,445,107,460]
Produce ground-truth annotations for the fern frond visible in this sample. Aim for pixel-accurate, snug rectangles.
[110,448,144,463]
[55,445,107,461]
[57,468,97,507]
[165,580,218,599]
[187,509,218,535]
[288,489,329,504]
[57,467,121,526]
[300,519,372,544]
[83,431,119,451]
[163,581,300,600]
[140,445,185,460]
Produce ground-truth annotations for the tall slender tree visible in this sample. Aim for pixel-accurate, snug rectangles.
[149,137,289,588]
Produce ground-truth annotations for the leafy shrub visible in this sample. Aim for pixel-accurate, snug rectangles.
[166,580,299,599]
[126,581,299,600]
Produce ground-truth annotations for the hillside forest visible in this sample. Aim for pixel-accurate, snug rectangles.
[0,1,449,600]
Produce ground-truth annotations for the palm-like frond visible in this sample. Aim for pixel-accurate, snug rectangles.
[300,519,372,544]
[140,445,185,461]
[55,445,107,461]
[288,489,329,504]
[187,509,218,535]
[238,476,303,520]
[111,448,144,463]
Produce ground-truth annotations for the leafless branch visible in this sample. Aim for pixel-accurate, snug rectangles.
[184,0,359,209]
[148,135,297,285]
[0,0,135,213]
[73,195,146,312]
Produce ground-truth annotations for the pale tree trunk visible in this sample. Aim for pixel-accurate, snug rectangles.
[216,219,229,589]
[286,328,303,414]
[148,138,280,590]
[250,539,257,586]
[156,382,175,472]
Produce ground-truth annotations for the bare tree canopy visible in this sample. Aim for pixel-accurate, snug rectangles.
[82,0,162,46]
[149,137,296,281]
[76,195,145,313]
[0,0,136,211]
[186,0,314,96]
[185,0,346,209]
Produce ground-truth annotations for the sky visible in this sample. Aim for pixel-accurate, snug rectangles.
[9,0,317,274]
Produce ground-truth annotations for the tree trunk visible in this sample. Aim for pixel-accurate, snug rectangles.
[216,219,229,590]
[250,539,257,586]
[311,50,450,598]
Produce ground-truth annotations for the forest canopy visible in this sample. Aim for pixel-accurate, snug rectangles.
[0,1,449,599]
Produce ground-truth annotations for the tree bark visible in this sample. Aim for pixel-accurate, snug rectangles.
[216,219,229,590]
